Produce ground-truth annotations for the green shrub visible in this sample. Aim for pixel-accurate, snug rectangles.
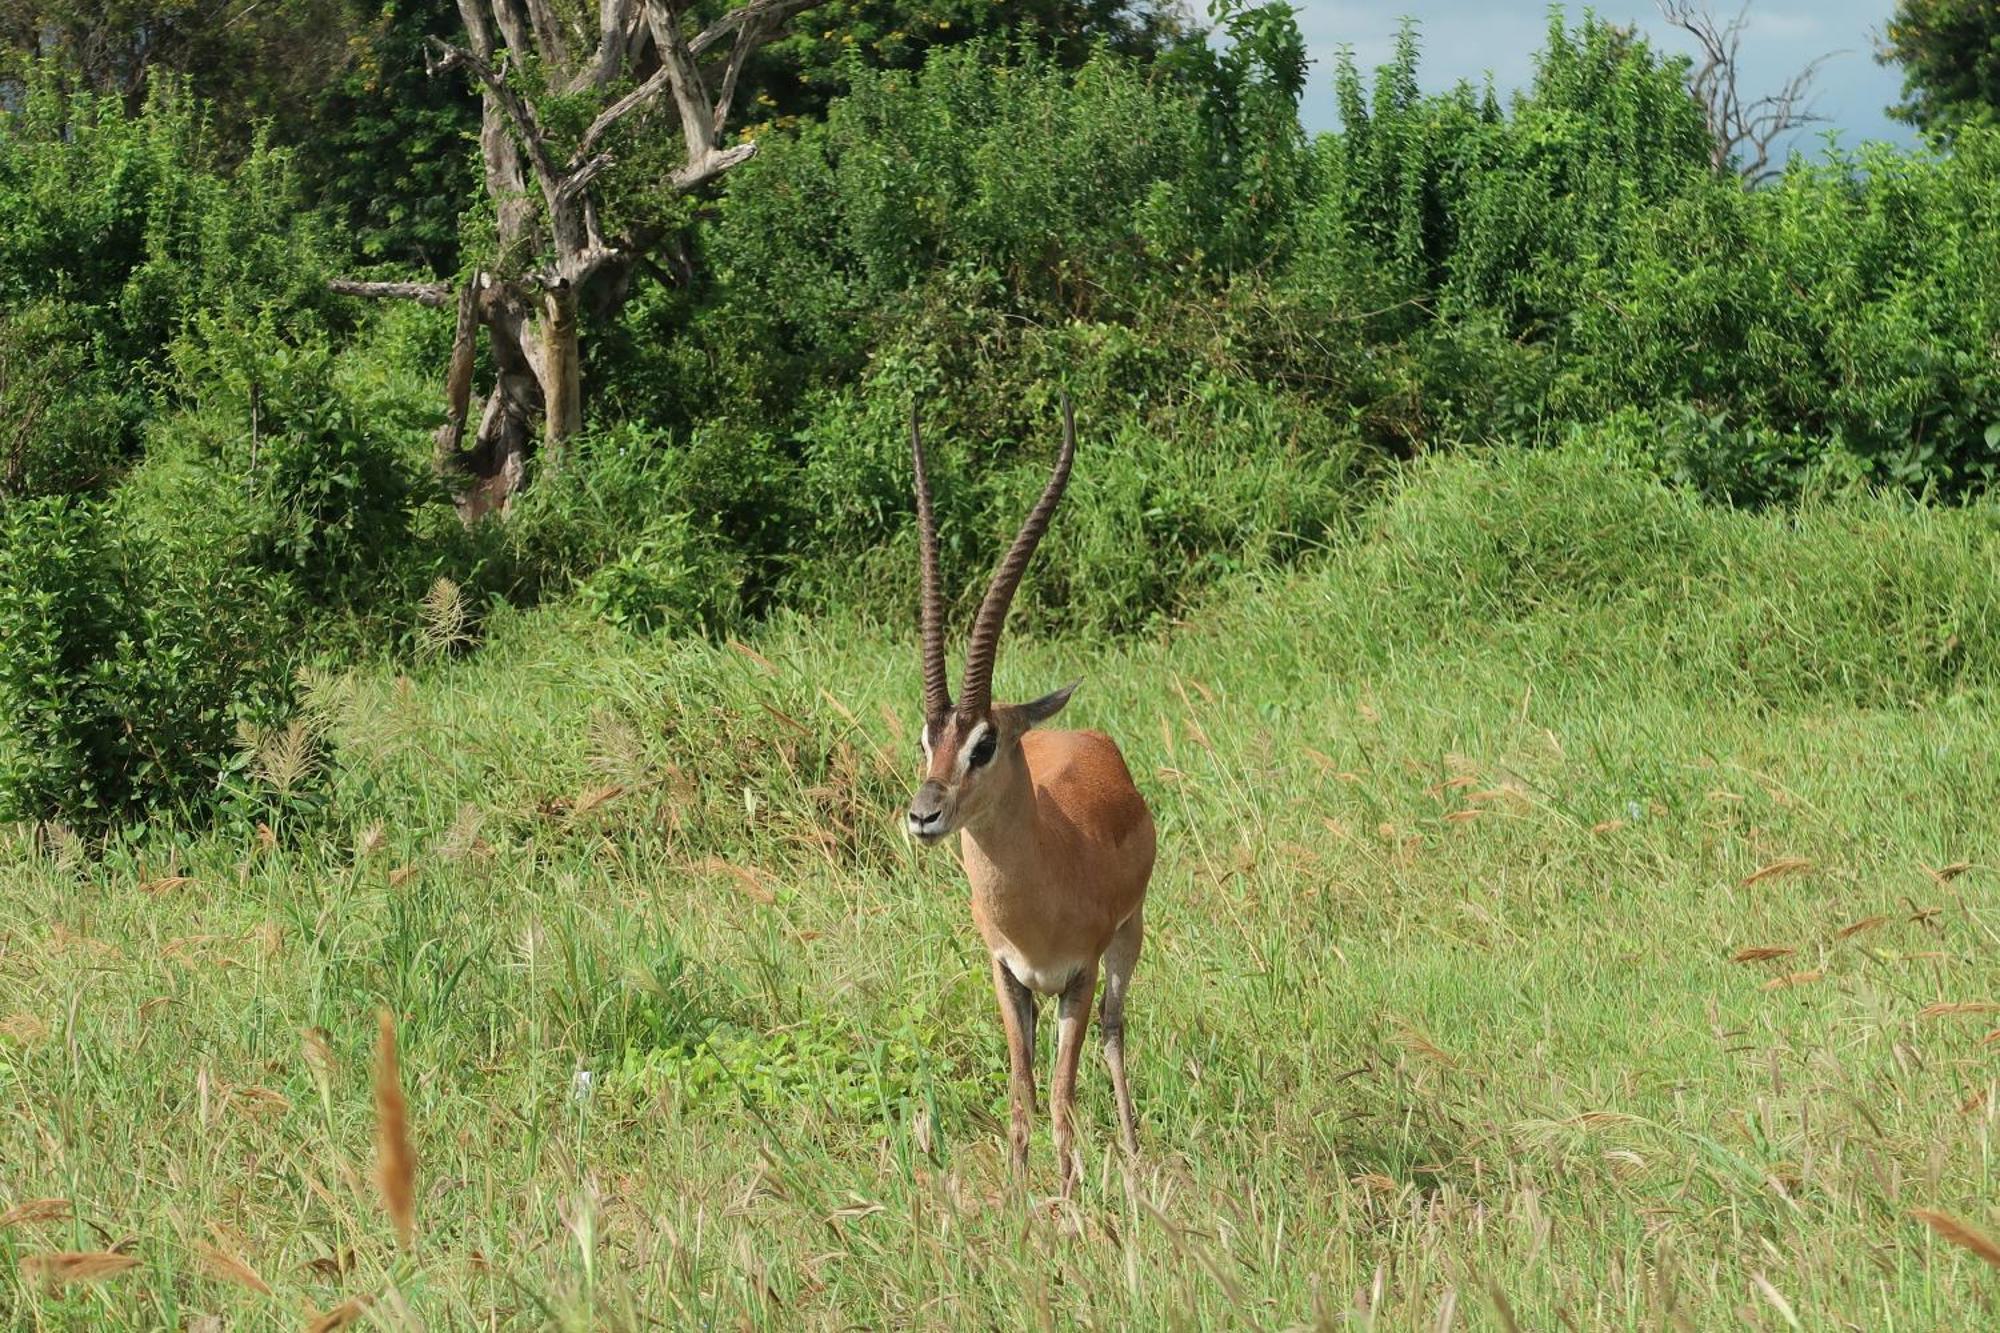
[576,515,746,636]
[0,497,293,827]
[124,319,433,625]
[0,498,130,822]
[0,300,129,498]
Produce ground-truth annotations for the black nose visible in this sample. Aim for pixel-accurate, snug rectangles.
[908,781,947,831]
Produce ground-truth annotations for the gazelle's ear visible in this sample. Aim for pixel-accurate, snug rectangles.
[1018,680,1079,727]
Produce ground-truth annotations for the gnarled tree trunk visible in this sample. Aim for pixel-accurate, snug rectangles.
[336,0,826,523]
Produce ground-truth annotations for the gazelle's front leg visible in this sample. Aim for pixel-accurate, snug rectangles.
[990,956,1037,1180]
[1051,960,1100,1197]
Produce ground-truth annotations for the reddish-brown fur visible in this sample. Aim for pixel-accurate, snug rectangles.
[959,729,1152,972]
[914,705,1154,1191]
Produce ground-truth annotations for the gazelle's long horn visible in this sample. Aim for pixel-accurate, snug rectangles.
[911,401,952,721]
[960,391,1077,716]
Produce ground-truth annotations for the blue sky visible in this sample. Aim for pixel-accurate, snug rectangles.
[1289,2,1919,153]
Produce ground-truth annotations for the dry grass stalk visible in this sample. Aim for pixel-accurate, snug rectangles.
[727,639,777,673]
[1731,946,1794,963]
[0,1012,50,1044]
[570,783,625,818]
[138,875,193,896]
[1391,1017,1460,1069]
[418,576,472,659]
[1744,857,1813,886]
[1749,1273,1800,1329]
[1924,861,1974,883]
[1837,914,1889,938]
[194,1240,271,1294]
[1762,970,1824,991]
[21,1251,141,1286]
[697,856,777,905]
[1909,1209,2000,1269]
[373,1009,417,1251]
[306,1295,375,1332]
[0,1197,71,1228]
[302,1026,337,1081]
[1917,1002,2000,1019]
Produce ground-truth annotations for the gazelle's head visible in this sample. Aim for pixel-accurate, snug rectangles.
[904,393,1080,846]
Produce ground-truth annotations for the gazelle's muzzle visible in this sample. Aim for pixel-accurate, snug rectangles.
[907,779,953,844]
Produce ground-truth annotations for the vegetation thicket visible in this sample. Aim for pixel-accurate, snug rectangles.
[2,4,1999,1325]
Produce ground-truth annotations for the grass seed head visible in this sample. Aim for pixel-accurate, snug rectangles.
[373,1009,417,1251]
[22,1251,141,1286]
[0,1197,71,1229]
[1910,1209,2000,1269]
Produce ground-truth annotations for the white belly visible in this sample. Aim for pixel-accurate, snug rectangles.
[995,940,1086,996]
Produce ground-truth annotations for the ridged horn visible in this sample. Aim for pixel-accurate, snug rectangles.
[911,401,952,721]
[960,390,1077,716]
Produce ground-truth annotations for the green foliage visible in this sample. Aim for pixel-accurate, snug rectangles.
[1297,13,2000,497]
[576,515,746,636]
[295,0,480,272]
[1315,16,1712,328]
[1550,134,2000,495]
[0,299,129,497]
[0,498,129,823]
[0,496,293,827]
[736,0,1194,127]
[0,0,365,145]
[1880,0,2000,139]
[157,320,429,608]
[0,72,337,472]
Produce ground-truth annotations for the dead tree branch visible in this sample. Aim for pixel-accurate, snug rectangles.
[326,279,455,307]
[1660,1,1837,185]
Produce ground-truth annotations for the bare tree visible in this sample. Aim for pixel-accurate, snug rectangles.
[1659,1,1835,185]
[332,0,826,522]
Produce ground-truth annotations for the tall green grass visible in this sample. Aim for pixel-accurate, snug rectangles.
[2,446,1996,1327]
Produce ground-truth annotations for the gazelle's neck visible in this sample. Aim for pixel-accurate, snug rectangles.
[958,750,1041,880]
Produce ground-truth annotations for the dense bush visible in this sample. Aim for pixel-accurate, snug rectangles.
[0,74,338,477]
[0,497,293,827]
[1295,16,2000,497]
[0,300,129,498]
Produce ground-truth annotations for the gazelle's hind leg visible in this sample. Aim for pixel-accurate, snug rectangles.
[1099,908,1143,1154]
[1051,960,1100,1197]
[991,956,1038,1181]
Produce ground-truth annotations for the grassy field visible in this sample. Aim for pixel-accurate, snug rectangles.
[3,446,1998,1329]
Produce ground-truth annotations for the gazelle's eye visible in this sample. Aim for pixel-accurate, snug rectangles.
[969,733,998,768]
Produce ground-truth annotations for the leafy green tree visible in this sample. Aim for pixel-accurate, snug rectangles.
[294,0,481,272]
[1879,0,2000,138]
[0,0,362,138]
[740,0,1190,126]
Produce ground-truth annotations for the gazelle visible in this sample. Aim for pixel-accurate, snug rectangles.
[904,392,1156,1195]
